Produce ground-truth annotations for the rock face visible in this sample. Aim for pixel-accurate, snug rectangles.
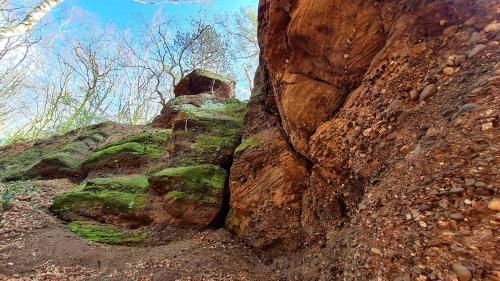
[228,0,499,279]
[173,69,235,99]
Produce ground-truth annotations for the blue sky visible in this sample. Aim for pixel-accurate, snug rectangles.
[54,0,257,29]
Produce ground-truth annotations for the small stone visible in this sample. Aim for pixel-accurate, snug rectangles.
[370,247,382,255]
[481,122,493,131]
[400,145,411,154]
[439,19,448,26]
[419,221,428,228]
[420,84,437,101]
[410,90,419,101]
[426,127,440,137]
[451,103,480,120]
[363,128,374,137]
[487,198,500,211]
[343,53,349,59]
[467,44,487,58]
[465,179,475,187]
[474,181,487,188]
[452,263,472,281]
[484,22,500,33]
[443,67,455,75]
[449,187,465,194]
[388,99,403,111]
[468,32,481,45]
[464,17,478,26]
[437,220,449,229]
[450,213,464,221]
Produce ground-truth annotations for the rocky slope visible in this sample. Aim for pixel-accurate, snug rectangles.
[227,0,499,280]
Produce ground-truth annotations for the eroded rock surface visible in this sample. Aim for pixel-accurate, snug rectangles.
[228,0,499,279]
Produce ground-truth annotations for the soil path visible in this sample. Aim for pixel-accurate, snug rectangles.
[0,180,278,281]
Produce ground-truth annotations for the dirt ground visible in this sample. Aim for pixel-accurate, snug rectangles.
[0,180,279,281]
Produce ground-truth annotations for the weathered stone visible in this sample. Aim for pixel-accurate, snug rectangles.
[174,69,235,99]
[487,198,500,211]
[452,264,472,281]
[420,84,438,101]
[467,44,487,58]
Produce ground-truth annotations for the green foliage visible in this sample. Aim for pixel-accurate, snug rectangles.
[0,181,40,211]
[166,191,189,200]
[234,136,260,154]
[84,175,150,193]
[68,221,145,244]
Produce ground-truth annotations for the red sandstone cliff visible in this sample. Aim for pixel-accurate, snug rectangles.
[227,0,500,280]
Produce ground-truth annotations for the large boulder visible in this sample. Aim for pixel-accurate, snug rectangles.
[173,69,235,99]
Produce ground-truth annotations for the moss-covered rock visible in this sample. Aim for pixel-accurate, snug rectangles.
[83,175,150,193]
[68,221,146,244]
[150,165,226,195]
[51,189,146,220]
[0,123,128,181]
[149,165,227,226]
[81,129,171,173]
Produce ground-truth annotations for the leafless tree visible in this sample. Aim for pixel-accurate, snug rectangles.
[123,14,230,105]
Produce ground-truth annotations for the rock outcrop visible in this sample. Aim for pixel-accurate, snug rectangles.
[228,0,499,279]
[1,69,246,244]
[173,69,235,99]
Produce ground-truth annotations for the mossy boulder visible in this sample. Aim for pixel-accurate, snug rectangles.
[84,175,150,193]
[68,221,146,245]
[81,129,171,173]
[51,186,147,226]
[149,165,227,226]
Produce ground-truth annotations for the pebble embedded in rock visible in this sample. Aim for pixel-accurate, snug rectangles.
[452,264,472,281]
[468,32,481,45]
[487,198,500,211]
[443,67,455,75]
[451,103,480,120]
[467,44,487,58]
[450,213,464,221]
[420,84,437,101]
[481,122,493,131]
[370,248,382,255]
[410,90,419,101]
[449,187,465,194]
[484,22,500,33]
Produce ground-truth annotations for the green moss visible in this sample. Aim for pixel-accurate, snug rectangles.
[85,142,163,164]
[154,165,226,190]
[153,165,226,196]
[84,175,150,193]
[42,152,83,170]
[52,190,145,214]
[68,221,145,244]
[166,191,189,200]
[234,136,261,154]
[165,191,218,204]
[103,130,172,149]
